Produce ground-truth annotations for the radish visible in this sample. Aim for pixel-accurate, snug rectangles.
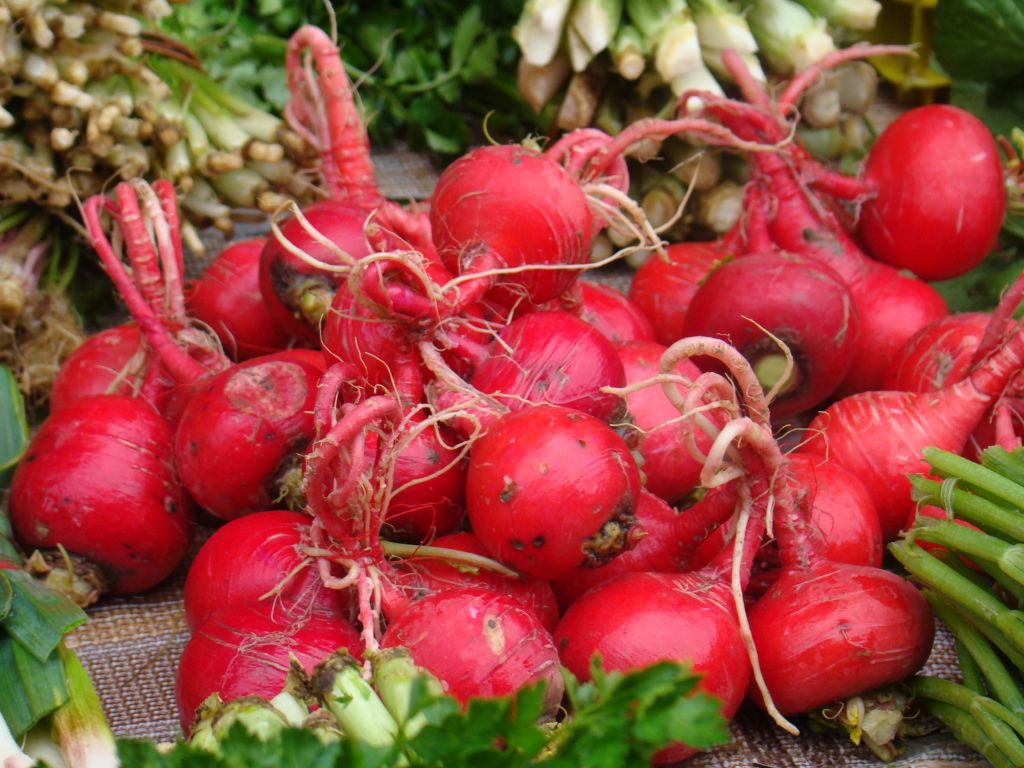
[627,242,728,346]
[379,587,564,714]
[183,510,352,631]
[615,339,719,504]
[857,105,1006,281]
[550,486,738,610]
[884,312,994,392]
[9,395,193,596]
[466,403,642,580]
[799,277,1024,541]
[746,473,934,715]
[682,251,858,418]
[176,603,363,733]
[577,281,655,344]
[49,324,147,413]
[381,532,560,631]
[467,310,627,424]
[186,238,291,360]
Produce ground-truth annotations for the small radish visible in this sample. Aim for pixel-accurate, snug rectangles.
[9,395,193,596]
[466,403,642,580]
[683,251,858,418]
[884,312,993,392]
[186,238,291,360]
[49,324,147,413]
[577,281,655,344]
[176,603,363,733]
[183,510,352,631]
[379,587,564,713]
[857,105,1006,281]
[627,242,728,346]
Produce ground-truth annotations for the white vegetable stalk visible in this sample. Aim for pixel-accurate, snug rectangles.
[610,23,645,79]
[795,0,881,30]
[653,8,724,97]
[513,0,574,66]
[625,0,686,45]
[690,0,765,82]
[566,0,624,72]
[0,710,34,768]
[745,0,836,74]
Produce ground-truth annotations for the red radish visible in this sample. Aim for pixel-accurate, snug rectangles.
[551,486,738,610]
[858,105,1006,281]
[183,510,351,631]
[9,395,193,595]
[800,301,1024,541]
[466,403,642,580]
[627,242,728,346]
[186,238,291,360]
[176,603,363,733]
[381,532,559,631]
[49,324,146,413]
[173,351,321,521]
[259,200,376,346]
[747,476,934,715]
[884,312,993,392]
[616,340,718,503]
[468,310,627,424]
[683,251,859,418]
[577,281,655,344]
[380,587,564,713]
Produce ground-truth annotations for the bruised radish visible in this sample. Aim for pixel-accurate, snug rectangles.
[380,587,564,713]
[259,200,375,345]
[174,351,321,520]
[577,281,655,344]
[884,312,993,392]
[616,340,718,503]
[176,603,363,733]
[627,242,728,346]
[469,310,626,423]
[381,532,559,631]
[187,238,291,360]
[183,510,351,631]
[49,324,146,413]
[429,144,594,310]
[551,486,737,610]
[683,251,858,418]
[858,105,1006,281]
[466,403,642,580]
[9,395,193,596]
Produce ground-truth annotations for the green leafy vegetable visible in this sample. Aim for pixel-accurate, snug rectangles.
[933,0,1024,84]
[0,570,87,662]
[0,365,27,489]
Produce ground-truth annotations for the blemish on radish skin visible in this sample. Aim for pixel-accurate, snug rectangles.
[510,539,525,551]
[483,615,506,655]
[499,477,516,502]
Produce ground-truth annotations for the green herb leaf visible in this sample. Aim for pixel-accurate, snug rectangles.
[0,632,68,737]
[0,365,28,489]
[0,570,87,662]
[934,0,1024,83]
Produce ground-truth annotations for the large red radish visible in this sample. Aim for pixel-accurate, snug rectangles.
[577,281,656,344]
[49,324,147,413]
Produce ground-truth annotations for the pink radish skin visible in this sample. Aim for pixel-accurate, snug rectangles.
[616,340,718,503]
[683,251,858,418]
[10,395,194,594]
[466,403,642,580]
[577,281,656,344]
[176,603,363,733]
[429,144,595,310]
[259,200,376,345]
[381,532,559,631]
[380,587,565,713]
[858,106,1006,282]
[187,238,291,360]
[49,324,147,413]
[551,486,738,610]
[627,242,727,346]
[800,320,1024,541]
[174,351,321,521]
[183,510,352,631]
[469,310,627,423]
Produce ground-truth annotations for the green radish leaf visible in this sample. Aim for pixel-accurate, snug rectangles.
[450,6,483,71]
[0,365,28,489]
[0,632,68,737]
[0,576,12,621]
[934,0,1024,83]
[1,571,87,662]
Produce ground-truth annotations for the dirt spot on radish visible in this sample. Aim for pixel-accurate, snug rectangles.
[581,497,639,567]
[224,362,309,422]
[483,615,506,655]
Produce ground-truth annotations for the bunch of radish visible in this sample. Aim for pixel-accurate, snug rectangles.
[7,24,1023,763]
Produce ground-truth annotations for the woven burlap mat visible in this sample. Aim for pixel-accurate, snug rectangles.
[63,148,983,765]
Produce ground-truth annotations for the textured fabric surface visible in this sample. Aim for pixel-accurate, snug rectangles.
[64,147,983,765]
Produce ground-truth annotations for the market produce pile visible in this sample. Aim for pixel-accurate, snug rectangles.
[4,0,1024,766]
